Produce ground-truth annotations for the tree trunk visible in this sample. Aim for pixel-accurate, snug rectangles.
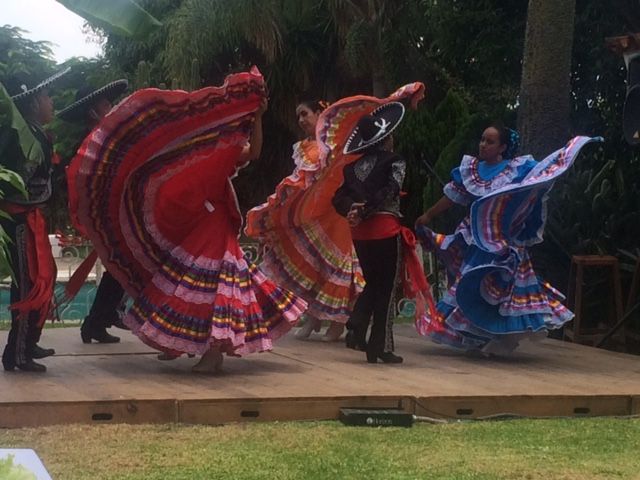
[517,0,576,158]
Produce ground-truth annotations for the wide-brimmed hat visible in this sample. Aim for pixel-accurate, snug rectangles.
[5,67,71,101]
[57,79,128,122]
[343,102,405,154]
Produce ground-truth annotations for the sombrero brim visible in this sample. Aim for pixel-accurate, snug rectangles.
[10,67,71,101]
[57,79,129,122]
[343,102,405,154]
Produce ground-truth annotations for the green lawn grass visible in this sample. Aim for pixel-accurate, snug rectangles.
[1,419,639,479]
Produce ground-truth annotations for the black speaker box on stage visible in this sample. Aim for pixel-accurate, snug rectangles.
[339,408,414,428]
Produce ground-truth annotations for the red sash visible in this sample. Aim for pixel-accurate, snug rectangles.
[1,203,56,326]
[351,214,436,322]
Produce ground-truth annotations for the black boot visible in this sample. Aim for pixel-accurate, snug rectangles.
[2,345,14,371]
[3,358,47,372]
[345,330,367,351]
[81,314,121,344]
[31,344,55,359]
[366,350,403,364]
[2,354,14,372]
[81,323,120,344]
[16,360,47,372]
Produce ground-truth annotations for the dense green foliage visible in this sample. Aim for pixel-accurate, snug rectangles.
[0,25,56,81]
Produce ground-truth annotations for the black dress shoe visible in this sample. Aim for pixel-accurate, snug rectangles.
[31,344,55,359]
[345,331,367,351]
[81,328,120,344]
[2,358,14,371]
[4,359,47,372]
[366,350,403,364]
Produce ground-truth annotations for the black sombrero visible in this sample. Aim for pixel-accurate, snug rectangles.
[6,67,71,101]
[343,102,406,154]
[57,79,128,122]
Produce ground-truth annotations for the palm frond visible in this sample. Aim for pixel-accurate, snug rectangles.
[344,20,374,73]
[165,0,283,88]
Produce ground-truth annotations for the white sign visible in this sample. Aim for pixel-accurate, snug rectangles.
[0,449,52,480]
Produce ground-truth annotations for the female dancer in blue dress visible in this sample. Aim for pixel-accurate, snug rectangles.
[415,124,600,355]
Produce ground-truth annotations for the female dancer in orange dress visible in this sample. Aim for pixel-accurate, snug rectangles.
[246,100,363,341]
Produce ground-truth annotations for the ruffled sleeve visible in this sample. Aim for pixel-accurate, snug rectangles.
[443,167,474,206]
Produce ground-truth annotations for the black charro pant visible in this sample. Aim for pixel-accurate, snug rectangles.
[347,235,399,354]
[83,271,125,332]
[1,215,44,367]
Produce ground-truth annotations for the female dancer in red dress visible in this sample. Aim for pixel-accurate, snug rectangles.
[71,68,307,373]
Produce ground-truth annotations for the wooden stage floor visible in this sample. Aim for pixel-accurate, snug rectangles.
[2,325,640,427]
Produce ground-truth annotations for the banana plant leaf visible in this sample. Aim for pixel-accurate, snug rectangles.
[0,167,27,200]
[56,0,162,39]
[0,82,43,183]
[0,221,14,280]
[0,85,29,281]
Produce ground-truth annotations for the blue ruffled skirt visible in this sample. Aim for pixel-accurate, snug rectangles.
[416,136,602,354]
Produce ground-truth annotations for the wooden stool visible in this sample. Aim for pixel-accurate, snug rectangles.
[626,257,640,312]
[564,255,624,345]
[596,258,640,348]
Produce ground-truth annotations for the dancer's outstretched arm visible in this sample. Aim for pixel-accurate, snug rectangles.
[415,195,455,227]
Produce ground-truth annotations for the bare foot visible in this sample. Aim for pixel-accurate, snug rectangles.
[295,318,321,339]
[322,322,345,342]
[191,348,223,374]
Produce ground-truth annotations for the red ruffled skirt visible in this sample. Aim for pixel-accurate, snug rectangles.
[72,68,306,356]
